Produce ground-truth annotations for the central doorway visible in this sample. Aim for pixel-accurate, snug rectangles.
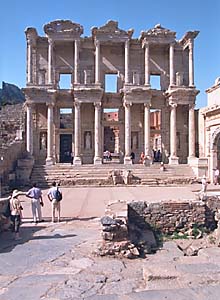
[60,134,72,163]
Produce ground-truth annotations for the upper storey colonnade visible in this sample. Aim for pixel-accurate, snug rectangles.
[24,20,199,90]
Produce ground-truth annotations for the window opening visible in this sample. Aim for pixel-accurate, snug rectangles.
[59,74,72,89]
[105,74,117,92]
[150,75,161,90]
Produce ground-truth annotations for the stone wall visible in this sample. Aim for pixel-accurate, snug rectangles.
[0,103,25,148]
[128,200,206,234]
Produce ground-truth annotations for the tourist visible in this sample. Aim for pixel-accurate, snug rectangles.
[130,151,135,164]
[10,189,23,240]
[201,175,208,193]
[139,152,145,164]
[214,167,219,185]
[160,162,165,171]
[26,183,44,224]
[47,181,62,223]
[70,151,74,165]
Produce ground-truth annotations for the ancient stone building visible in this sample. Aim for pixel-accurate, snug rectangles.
[199,77,220,182]
[23,20,199,165]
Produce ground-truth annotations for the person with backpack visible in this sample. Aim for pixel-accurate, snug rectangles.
[47,181,62,223]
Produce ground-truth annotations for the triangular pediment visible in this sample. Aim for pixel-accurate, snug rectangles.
[140,24,176,44]
[92,20,133,42]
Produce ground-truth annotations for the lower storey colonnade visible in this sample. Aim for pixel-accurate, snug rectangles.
[26,96,196,166]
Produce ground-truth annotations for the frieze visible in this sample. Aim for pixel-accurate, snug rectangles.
[44,20,83,40]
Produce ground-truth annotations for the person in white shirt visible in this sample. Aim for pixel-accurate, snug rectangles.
[26,183,44,224]
[47,181,62,223]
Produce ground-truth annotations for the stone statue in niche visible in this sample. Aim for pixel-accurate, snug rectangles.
[40,133,47,150]
[85,131,91,149]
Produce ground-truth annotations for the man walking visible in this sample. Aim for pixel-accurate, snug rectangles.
[26,183,44,224]
[47,181,62,223]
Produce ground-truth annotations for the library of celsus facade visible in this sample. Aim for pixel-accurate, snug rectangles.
[23,20,199,165]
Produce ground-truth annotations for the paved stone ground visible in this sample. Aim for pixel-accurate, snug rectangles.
[1,184,220,299]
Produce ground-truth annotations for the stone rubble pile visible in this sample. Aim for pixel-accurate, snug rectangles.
[96,215,141,259]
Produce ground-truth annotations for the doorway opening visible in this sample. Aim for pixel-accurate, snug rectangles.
[150,109,162,162]
[60,134,72,163]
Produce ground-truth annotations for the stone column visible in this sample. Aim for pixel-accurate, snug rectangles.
[188,104,195,158]
[189,39,194,86]
[46,103,54,165]
[95,40,100,84]
[27,39,33,84]
[144,41,150,85]
[169,101,179,164]
[74,39,80,84]
[74,102,82,165]
[124,102,132,164]
[144,103,151,165]
[169,43,175,86]
[125,40,130,84]
[94,102,102,165]
[48,39,54,85]
[26,103,33,156]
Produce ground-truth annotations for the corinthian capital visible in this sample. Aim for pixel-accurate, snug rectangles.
[94,102,102,109]
[169,100,177,108]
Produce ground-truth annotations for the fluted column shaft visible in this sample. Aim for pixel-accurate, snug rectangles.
[27,41,33,84]
[124,102,131,158]
[188,104,195,157]
[169,43,175,86]
[189,39,194,86]
[144,103,150,156]
[48,39,54,84]
[26,104,33,156]
[144,42,150,85]
[125,40,130,84]
[94,103,102,164]
[46,104,54,164]
[74,102,81,158]
[95,40,100,84]
[74,39,80,84]
[170,102,177,157]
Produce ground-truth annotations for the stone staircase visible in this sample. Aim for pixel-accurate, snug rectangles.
[30,163,196,188]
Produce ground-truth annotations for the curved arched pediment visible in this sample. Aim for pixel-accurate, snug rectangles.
[44,20,83,40]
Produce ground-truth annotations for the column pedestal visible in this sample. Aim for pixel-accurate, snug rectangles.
[124,156,132,165]
[73,157,82,165]
[169,156,179,165]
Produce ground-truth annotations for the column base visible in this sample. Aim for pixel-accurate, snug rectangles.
[168,156,179,165]
[46,157,54,166]
[94,156,102,165]
[74,156,82,165]
[124,156,132,165]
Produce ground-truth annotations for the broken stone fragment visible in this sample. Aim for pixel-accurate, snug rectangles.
[100,216,117,226]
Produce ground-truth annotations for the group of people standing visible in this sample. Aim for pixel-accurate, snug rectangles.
[7,181,62,240]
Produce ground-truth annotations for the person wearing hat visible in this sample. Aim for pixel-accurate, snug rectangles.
[10,189,23,240]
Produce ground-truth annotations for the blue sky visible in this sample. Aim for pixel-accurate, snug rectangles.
[0,0,219,108]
